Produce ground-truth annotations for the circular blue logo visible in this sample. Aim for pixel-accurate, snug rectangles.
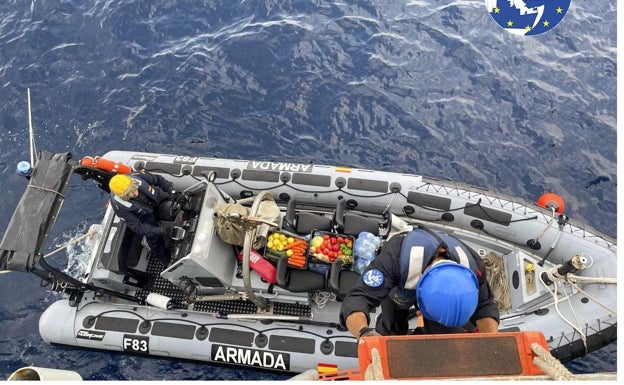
[362,269,384,288]
[485,0,571,36]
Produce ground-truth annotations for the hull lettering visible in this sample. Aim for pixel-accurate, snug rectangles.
[123,334,150,354]
[173,155,198,164]
[249,161,312,173]
[211,344,290,371]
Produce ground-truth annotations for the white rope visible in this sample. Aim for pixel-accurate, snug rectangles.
[539,273,588,353]
[1,230,97,275]
[482,252,511,310]
[310,291,333,308]
[364,348,385,380]
[567,274,617,285]
[569,283,617,315]
[531,342,574,380]
[42,229,98,259]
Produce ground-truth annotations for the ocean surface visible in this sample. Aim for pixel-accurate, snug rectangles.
[0,0,617,381]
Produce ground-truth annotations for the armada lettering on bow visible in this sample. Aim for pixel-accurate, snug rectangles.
[249,161,313,173]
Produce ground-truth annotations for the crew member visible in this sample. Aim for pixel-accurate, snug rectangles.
[108,173,185,265]
[340,228,500,340]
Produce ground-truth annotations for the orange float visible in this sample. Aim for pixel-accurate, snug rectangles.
[318,331,549,381]
[80,156,132,174]
[536,193,565,214]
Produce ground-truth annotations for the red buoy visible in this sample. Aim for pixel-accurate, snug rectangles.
[80,156,132,174]
[536,193,565,214]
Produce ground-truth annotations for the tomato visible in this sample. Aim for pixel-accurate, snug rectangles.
[337,236,344,244]
[323,234,330,240]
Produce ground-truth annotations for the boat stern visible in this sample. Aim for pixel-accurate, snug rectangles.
[39,299,78,345]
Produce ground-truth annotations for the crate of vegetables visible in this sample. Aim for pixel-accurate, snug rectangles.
[307,231,354,269]
[264,231,309,269]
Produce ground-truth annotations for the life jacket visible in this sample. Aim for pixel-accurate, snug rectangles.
[389,229,479,309]
[109,177,163,217]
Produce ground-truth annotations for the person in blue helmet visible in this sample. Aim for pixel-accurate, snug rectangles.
[109,173,186,266]
[340,228,499,340]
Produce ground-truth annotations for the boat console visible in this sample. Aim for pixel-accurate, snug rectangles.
[160,182,236,296]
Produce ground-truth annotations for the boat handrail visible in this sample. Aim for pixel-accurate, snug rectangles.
[241,191,277,310]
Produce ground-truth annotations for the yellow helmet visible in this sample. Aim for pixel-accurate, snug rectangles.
[109,174,133,196]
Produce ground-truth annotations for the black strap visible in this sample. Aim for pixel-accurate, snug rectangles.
[417,225,448,255]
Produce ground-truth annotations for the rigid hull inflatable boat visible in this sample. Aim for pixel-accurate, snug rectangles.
[0,150,617,374]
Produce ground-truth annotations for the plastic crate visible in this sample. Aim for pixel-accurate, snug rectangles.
[265,231,308,269]
[307,230,354,269]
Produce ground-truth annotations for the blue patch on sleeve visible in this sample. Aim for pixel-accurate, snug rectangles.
[362,269,384,288]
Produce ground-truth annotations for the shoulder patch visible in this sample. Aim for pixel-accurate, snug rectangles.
[362,269,384,288]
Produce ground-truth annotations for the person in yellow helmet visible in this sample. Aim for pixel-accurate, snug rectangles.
[108,172,185,266]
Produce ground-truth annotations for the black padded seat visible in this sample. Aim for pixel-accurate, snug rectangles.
[100,218,148,288]
[275,256,327,292]
[334,199,381,237]
[328,259,361,300]
[283,199,333,235]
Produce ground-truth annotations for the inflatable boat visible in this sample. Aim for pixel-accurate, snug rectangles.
[0,150,617,375]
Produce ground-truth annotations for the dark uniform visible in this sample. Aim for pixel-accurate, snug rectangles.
[340,229,500,335]
[109,173,174,264]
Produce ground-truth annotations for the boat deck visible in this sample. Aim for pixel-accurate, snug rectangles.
[137,255,312,317]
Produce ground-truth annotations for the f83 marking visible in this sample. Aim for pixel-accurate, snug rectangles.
[123,335,149,354]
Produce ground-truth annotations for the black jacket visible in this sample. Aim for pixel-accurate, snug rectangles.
[340,232,500,332]
[109,173,173,236]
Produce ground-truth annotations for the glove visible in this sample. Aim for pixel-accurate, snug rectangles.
[358,327,381,340]
[173,192,188,206]
[160,191,172,202]
[160,227,173,238]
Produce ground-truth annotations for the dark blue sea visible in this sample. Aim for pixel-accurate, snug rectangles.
[0,0,617,381]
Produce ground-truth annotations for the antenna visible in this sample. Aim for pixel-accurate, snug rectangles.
[27,88,37,166]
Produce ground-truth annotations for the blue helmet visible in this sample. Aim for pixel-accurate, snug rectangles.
[416,261,479,327]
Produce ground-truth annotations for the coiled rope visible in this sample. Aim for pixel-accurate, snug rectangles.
[482,252,511,310]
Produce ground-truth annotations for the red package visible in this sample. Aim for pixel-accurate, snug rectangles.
[237,249,277,284]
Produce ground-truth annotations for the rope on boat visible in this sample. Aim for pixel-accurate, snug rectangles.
[565,274,617,285]
[310,291,333,308]
[42,229,98,259]
[482,252,511,311]
[2,229,98,275]
[539,260,617,355]
[363,348,385,380]
[530,342,574,381]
